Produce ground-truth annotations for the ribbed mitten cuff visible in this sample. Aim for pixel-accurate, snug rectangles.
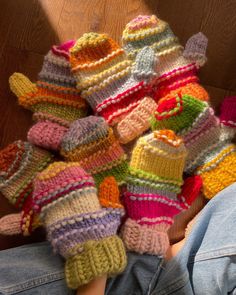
[65,235,127,289]
[121,218,170,256]
[116,96,157,144]
[9,73,37,106]
[0,213,21,235]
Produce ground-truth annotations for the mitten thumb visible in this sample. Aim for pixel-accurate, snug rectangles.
[132,46,158,82]
[9,73,37,108]
[177,175,203,209]
[183,32,208,67]
[98,176,124,209]
[0,213,21,235]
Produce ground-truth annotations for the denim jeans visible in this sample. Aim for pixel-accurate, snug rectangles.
[0,183,236,295]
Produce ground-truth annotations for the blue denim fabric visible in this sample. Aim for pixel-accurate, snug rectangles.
[0,183,236,295]
[151,182,236,295]
[0,242,74,295]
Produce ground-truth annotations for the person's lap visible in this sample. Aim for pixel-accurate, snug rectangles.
[0,183,236,295]
[107,182,236,295]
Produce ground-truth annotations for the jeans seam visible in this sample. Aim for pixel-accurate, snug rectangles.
[188,246,236,263]
[147,258,164,295]
[0,271,64,294]
[151,272,189,295]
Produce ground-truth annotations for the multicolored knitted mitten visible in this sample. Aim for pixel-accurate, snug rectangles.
[0,140,53,235]
[9,40,88,150]
[121,130,201,255]
[32,162,126,289]
[150,93,236,199]
[60,116,128,186]
[122,15,209,102]
[70,32,157,144]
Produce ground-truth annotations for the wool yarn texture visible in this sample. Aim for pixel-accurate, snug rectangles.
[151,93,236,199]
[0,140,53,235]
[121,130,201,255]
[122,15,209,102]
[32,162,126,289]
[220,96,236,128]
[70,32,157,144]
[60,116,128,186]
[9,40,88,150]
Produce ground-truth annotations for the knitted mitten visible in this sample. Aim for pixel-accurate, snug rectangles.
[122,15,209,102]
[220,96,236,128]
[9,40,88,150]
[69,32,157,144]
[60,116,128,186]
[121,130,201,255]
[0,140,53,235]
[150,93,236,199]
[32,162,126,289]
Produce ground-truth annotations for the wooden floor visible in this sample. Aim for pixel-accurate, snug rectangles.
[0,0,236,249]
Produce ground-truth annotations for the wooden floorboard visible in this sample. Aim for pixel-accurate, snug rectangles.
[0,0,236,249]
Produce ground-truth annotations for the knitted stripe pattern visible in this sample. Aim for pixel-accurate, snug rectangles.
[9,41,87,125]
[122,15,181,60]
[0,140,53,235]
[60,116,128,186]
[151,93,236,198]
[154,81,209,102]
[32,162,126,289]
[151,61,209,102]
[196,144,236,199]
[122,15,209,102]
[9,41,89,150]
[70,33,142,123]
[121,130,200,255]
[151,93,235,170]
[70,33,157,143]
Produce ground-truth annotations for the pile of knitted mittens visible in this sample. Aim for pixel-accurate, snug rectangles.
[121,14,236,199]
[0,13,235,290]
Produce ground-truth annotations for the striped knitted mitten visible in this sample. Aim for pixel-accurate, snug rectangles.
[9,40,88,150]
[121,130,200,255]
[122,15,209,102]
[70,32,157,144]
[60,116,128,186]
[0,140,53,235]
[32,162,126,289]
[150,93,236,199]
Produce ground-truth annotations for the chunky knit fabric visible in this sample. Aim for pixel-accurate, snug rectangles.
[32,162,126,289]
[115,96,157,143]
[70,33,157,143]
[60,116,128,186]
[122,15,209,102]
[220,96,236,127]
[9,40,88,150]
[122,15,181,60]
[27,120,68,151]
[151,93,236,199]
[0,141,53,235]
[121,130,200,255]
[196,144,236,199]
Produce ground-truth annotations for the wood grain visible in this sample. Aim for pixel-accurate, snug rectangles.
[0,0,236,249]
